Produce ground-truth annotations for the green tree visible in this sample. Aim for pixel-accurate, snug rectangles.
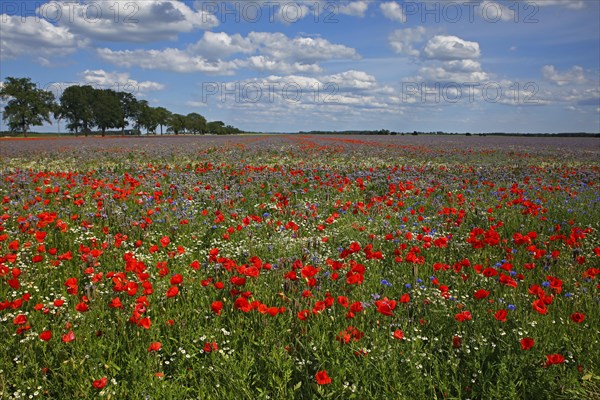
[136,101,159,134]
[224,124,241,135]
[58,85,95,136]
[91,89,123,137]
[167,113,186,135]
[116,91,138,135]
[207,120,225,134]
[0,77,56,137]
[185,112,206,134]
[154,107,172,135]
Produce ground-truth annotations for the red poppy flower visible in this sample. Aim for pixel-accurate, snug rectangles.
[454,311,472,322]
[350,302,363,313]
[393,329,404,340]
[108,297,123,309]
[399,293,410,303]
[64,277,78,295]
[16,324,31,335]
[148,341,162,352]
[13,314,27,325]
[170,274,183,285]
[166,286,179,298]
[520,337,534,350]
[62,330,75,343]
[138,317,151,329]
[494,309,508,322]
[499,273,517,288]
[230,276,246,286]
[482,268,498,277]
[93,377,107,389]
[297,309,310,321]
[159,236,170,248]
[375,298,397,316]
[315,370,332,385]
[39,330,52,342]
[211,301,223,315]
[203,342,218,353]
[75,302,89,312]
[473,289,490,299]
[532,299,547,315]
[233,297,251,312]
[545,353,565,367]
[570,313,585,323]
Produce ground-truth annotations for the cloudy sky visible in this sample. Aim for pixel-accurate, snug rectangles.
[1,0,599,133]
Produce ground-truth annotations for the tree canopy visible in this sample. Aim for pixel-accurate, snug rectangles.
[1,76,243,136]
[58,85,95,136]
[0,77,56,136]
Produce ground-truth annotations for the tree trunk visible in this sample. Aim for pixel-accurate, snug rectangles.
[21,117,27,137]
[102,128,106,137]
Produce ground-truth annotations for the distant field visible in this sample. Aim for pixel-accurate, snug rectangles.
[1,133,599,156]
[0,135,598,399]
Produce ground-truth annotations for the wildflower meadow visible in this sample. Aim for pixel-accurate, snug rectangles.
[0,134,598,399]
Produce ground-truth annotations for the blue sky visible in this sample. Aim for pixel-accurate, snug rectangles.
[1,0,599,133]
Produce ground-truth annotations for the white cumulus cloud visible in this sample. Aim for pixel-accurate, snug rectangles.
[0,15,86,61]
[98,31,360,75]
[96,48,240,75]
[80,69,165,94]
[338,1,369,17]
[380,2,406,23]
[388,27,426,57]
[424,35,481,60]
[41,0,218,43]
[542,65,587,86]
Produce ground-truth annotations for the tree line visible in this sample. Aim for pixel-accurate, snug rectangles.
[0,77,242,137]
